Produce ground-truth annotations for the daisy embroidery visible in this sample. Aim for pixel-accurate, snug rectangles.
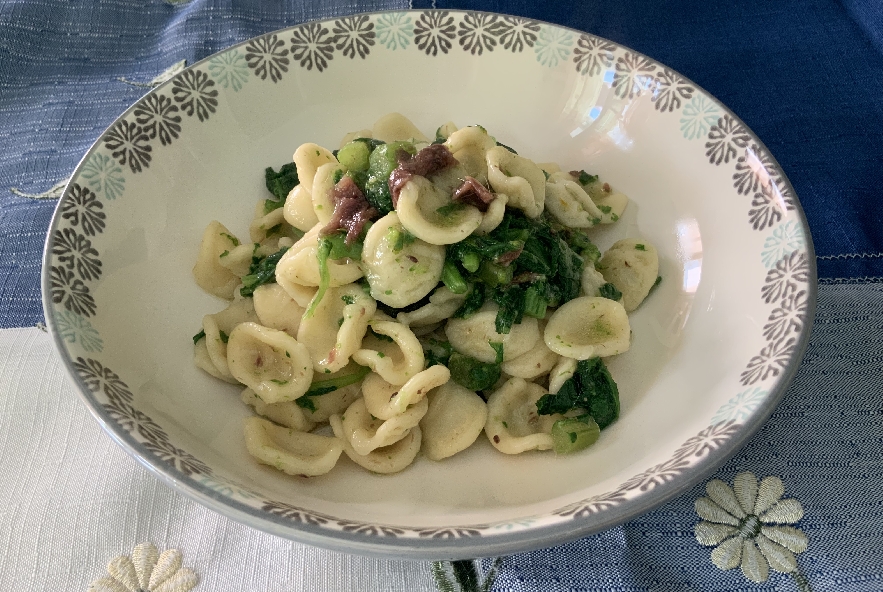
[694,472,811,589]
[88,542,198,592]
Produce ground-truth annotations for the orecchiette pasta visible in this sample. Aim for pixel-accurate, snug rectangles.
[420,381,488,461]
[200,297,258,382]
[275,224,363,291]
[485,146,545,218]
[296,284,375,373]
[445,303,540,363]
[283,183,320,232]
[395,176,483,245]
[330,413,423,474]
[360,212,445,308]
[227,322,313,403]
[351,320,424,385]
[362,365,450,419]
[485,378,562,454]
[192,221,242,299]
[544,296,631,359]
[193,114,661,478]
[599,239,660,312]
[241,387,316,432]
[243,417,343,476]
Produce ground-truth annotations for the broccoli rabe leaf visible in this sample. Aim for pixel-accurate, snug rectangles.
[192,329,206,344]
[265,162,299,201]
[240,246,289,297]
[449,352,501,391]
[535,358,620,430]
[424,339,453,368]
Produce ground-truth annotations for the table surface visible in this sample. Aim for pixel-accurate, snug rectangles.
[1,1,881,590]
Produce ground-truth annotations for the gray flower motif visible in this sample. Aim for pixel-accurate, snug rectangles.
[142,434,212,476]
[73,356,133,403]
[133,93,182,146]
[652,67,694,112]
[761,251,810,304]
[749,180,797,231]
[79,153,125,201]
[695,472,808,584]
[332,14,376,59]
[52,228,102,281]
[290,22,335,72]
[414,11,456,57]
[763,289,808,341]
[572,34,615,76]
[171,69,218,122]
[705,114,750,165]
[245,34,290,82]
[732,144,779,196]
[612,51,656,99]
[103,120,152,174]
[740,335,797,385]
[263,501,331,526]
[60,183,106,235]
[488,16,540,53]
[50,267,97,317]
[457,12,499,56]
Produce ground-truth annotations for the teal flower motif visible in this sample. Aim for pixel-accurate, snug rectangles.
[712,388,768,423]
[534,26,572,68]
[208,49,250,91]
[761,221,804,269]
[376,13,413,50]
[80,153,125,200]
[56,309,103,352]
[195,475,259,499]
[695,472,810,587]
[680,94,720,140]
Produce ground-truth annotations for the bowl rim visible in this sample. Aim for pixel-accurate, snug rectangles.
[40,8,818,559]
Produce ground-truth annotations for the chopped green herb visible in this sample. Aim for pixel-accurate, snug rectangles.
[496,141,517,154]
[240,246,289,297]
[598,205,612,214]
[542,169,550,180]
[502,421,508,428]
[441,260,469,294]
[332,168,345,185]
[301,365,370,399]
[575,170,599,185]
[263,197,285,215]
[384,289,392,295]
[295,397,317,412]
[192,329,206,344]
[269,379,288,385]
[337,317,344,328]
[489,341,504,364]
[377,352,386,358]
[285,351,291,358]
[654,275,662,288]
[635,243,646,251]
[264,162,299,201]
[598,282,622,301]
[219,330,229,344]
[220,232,240,247]
[341,294,356,305]
[219,250,229,258]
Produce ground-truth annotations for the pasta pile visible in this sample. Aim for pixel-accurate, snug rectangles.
[192,113,659,477]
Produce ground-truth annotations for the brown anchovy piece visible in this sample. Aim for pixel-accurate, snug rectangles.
[451,176,495,212]
[321,176,377,245]
[389,144,458,207]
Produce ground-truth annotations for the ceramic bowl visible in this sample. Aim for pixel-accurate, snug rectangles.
[42,10,815,559]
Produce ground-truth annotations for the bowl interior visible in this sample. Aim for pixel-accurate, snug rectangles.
[44,11,813,557]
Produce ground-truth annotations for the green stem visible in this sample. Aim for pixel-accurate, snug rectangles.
[791,566,812,592]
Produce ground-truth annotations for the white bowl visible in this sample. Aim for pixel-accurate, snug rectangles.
[42,10,815,559]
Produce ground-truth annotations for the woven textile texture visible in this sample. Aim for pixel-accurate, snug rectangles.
[2,0,883,328]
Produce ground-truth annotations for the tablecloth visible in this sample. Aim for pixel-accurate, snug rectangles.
[1,1,881,590]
